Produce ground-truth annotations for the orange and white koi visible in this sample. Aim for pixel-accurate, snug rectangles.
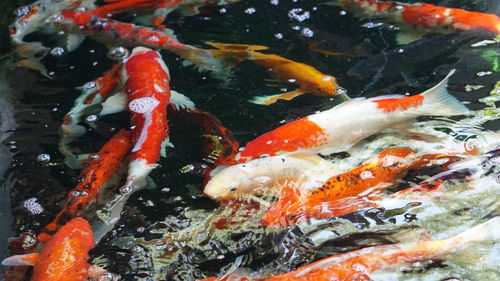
[206,42,348,105]
[329,0,500,43]
[262,147,460,227]
[236,69,469,162]
[200,217,499,281]
[51,9,222,71]
[2,218,114,281]
[204,153,341,199]
[38,129,132,242]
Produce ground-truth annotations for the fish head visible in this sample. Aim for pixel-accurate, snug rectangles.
[316,75,347,96]
[204,164,273,199]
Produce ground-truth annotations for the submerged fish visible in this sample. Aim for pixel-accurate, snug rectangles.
[236,70,469,162]
[204,153,341,199]
[51,10,223,72]
[200,217,500,281]
[296,26,374,57]
[347,30,491,80]
[263,147,460,227]
[38,129,132,242]
[3,218,113,281]
[8,0,96,76]
[206,42,348,105]
[328,0,500,44]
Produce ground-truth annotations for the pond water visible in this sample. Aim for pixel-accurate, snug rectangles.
[0,0,499,280]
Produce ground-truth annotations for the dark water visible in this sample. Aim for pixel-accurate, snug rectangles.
[0,0,499,280]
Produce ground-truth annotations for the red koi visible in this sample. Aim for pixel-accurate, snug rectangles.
[200,217,499,281]
[2,218,110,281]
[263,148,460,227]
[39,129,132,242]
[52,9,222,71]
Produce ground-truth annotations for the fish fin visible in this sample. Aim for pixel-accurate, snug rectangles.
[160,137,174,158]
[92,0,158,17]
[176,45,227,74]
[249,90,305,105]
[323,0,341,7]
[205,42,269,52]
[101,91,127,116]
[13,41,50,78]
[417,69,470,116]
[2,253,39,266]
[447,217,500,246]
[65,34,86,52]
[396,30,426,45]
[170,90,196,110]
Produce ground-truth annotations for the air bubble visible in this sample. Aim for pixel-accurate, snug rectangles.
[300,27,314,37]
[50,47,65,57]
[288,8,310,22]
[270,0,279,5]
[107,46,129,61]
[245,7,256,14]
[120,186,132,194]
[14,6,30,17]
[89,153,100,160]
[36,154,51,162]
[86,115,98,122]
[129,97,160,113]
[339,10,347,15]
[274,33,283,39]
[22,198,43,215]
[84,81,97,89]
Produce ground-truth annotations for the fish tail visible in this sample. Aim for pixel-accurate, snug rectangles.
[175,45,228,74]
[12,41,50,78]
[418,69,470,116]
[446,217,500,247]
[204,42,269,66]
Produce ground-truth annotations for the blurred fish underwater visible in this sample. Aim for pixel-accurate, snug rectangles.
[0,0,499,280]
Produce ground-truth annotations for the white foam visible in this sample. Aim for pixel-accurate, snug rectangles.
[128,97,160,114]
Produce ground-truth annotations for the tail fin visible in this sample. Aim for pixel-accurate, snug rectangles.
[418,69,470,116]
[446,217,500,249]
[13,41,50,78]
[175,45,227,74]
[205,42,269,67]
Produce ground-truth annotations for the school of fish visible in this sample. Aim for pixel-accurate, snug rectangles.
[1,0,499,280]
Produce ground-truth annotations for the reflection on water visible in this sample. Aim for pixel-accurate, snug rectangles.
[0,0,499,280]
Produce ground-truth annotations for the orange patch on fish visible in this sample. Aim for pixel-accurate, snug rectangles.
[372,94,424,113]
[239,118,328,161]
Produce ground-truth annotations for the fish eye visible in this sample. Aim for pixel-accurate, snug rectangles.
[334,88,347,94]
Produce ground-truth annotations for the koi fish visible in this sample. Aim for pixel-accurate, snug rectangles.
[9,0,96,76]
[206,42,348,105]
[93,0,240,29]
[204,153,341,199]
[2,218,114,281]
[38,129,132,242]
[328,0,500,44]
[262,147,461,227]
[295,26,374,57]
[200,217,500,281]
[51,9,223,72]
[236,69,469,163]
[60,62,124,168]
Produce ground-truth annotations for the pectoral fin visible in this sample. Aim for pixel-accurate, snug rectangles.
[396,29,426,45]
[249,90,305,105]
[2,253,39,266]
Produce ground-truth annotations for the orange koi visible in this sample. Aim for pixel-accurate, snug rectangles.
[52,10,222,71]
[206,42,348,105]
[200,217,499,281]
[263,147,460,226]
[329,0,500,43]
[38,129,132,242]
[235,70,469,162]
[2,218,113,281]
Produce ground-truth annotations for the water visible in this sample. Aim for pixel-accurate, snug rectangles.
[0,0,499,280]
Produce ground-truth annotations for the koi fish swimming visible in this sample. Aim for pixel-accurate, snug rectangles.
[206,42,348,105]
[38,129,132,242]
[262,147,461,227]
[328,0,500,44]
[2,218,115,281]
[235,69,469,162]
[199,216,500,281]
[51,9,223,72]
